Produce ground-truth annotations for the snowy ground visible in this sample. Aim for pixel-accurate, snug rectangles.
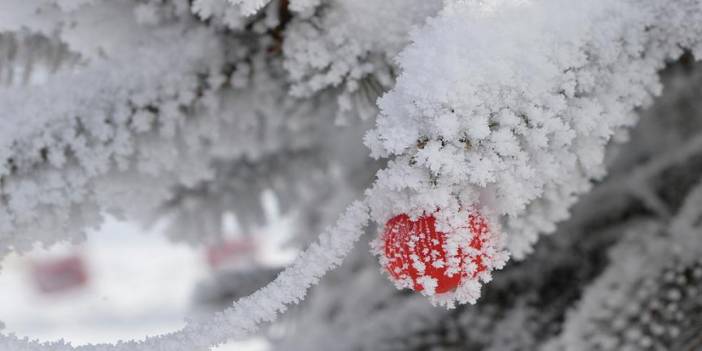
[0,196,294,350]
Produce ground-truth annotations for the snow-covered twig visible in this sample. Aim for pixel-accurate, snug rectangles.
[0,200,369,350]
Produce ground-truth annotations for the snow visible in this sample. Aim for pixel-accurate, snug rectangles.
[366,0,702,265]
[3,0,702,349]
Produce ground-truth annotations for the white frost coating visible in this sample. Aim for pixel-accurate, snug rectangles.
[192,0,247,29]
[0,200,369,351]
[0,26,224,257]
[226,0,269,16]
[366,0,702,264]
[287,0,320,14]
[225,0,317,16]
[283,0,442,121]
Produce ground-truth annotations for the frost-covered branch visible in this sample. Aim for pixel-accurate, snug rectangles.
[366,0,702,260]
[548,178,702,351]
[282,0,441,121]
[0,25,226,257]
[270,60,702,350]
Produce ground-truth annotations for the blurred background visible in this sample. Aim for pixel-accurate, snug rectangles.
[0,192,294,350]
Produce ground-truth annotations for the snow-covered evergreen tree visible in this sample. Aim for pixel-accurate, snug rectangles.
[3,0,702,349]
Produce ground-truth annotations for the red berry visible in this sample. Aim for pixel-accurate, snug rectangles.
[382,212,491,294]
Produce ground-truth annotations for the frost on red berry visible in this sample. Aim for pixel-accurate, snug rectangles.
[380,211,497,296]
[468,213,490,276]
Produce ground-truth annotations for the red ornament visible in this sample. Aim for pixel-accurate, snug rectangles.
[32,255,89,294]
[382,212,491,294]
[206,238,257,270]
